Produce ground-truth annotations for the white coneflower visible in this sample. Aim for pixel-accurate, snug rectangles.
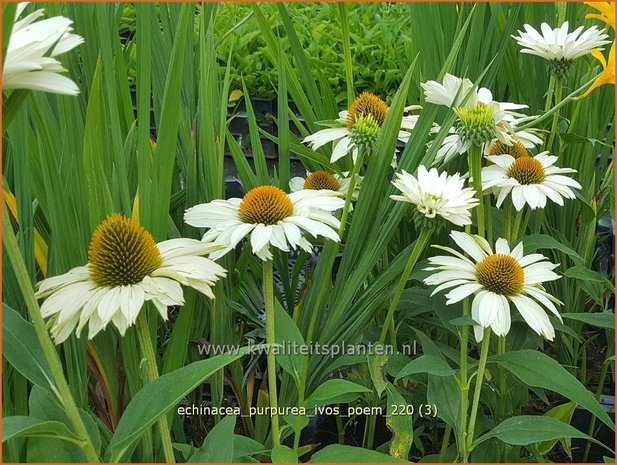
[303,92,417,163]
[184,186,345,261]
[290,170,361,200]
[482,152,581,210]
[422,74,531,162]
[513,21,610,77]
[390,166,478,227]
[424,231,562,341]
[36,214,227,343]
[3,2,84,95]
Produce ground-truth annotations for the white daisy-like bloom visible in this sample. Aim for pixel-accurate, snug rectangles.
[421,73,477,108]
[185,185,345,261]
[513,21,610,62]
[289,170,362,201]
[36,214,227,344]
[422,74,532,163]
[3,3,84,95]
[481,152,582,210]
[424,231,562,341]
[390,166,478,226]
[303,92,417,164]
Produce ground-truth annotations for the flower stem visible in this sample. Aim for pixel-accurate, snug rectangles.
[496,335,507,461]
[338,154,363,236]
[533,208,545,234]
[511,208,524,242]
[135,312,175,463]
[546,78,563,153]
[263,259,281,447]
[2,203,100,463]
[504,200,512,242]
[294,153,364,451]
[459,298,471,462]
[468,144,484,237]
[516,76,596,131]
[378,228,432,345]
[466,328,492,453]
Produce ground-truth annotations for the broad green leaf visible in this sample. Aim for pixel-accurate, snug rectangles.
[27,386,101,462]
[564,266,614,291]
[536,402,577,455]
[561,312,615,331]
[395,355,456,379]
[522,234,583,265]
[233,435,267,460]
[274,301,305,388]
[2,304,55,393]
[189,415,236,463]
[491,350,614,430]
[271,445,298,463]
[310,444,409,463]
[304,379,371,408]
[2,416,80,444]
[109,347,261,461]
[386,384,413,460]
[367,352,389,397]
[473,415,593,448]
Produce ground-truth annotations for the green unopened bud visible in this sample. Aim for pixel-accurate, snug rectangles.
[547,58,573,79]
[350,114,381,155]
[455,104,497,147]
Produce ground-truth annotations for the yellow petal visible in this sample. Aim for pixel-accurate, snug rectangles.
[580,44,615,97]
[585,2,615,29]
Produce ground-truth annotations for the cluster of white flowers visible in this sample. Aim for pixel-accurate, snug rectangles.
[34,7,602,347]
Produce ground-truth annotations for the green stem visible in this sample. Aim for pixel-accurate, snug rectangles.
[294,153,364,452]
[365,408,377,450]
[378,228,432,345]
[2,203,100,463]
[496,335,507,461]
[533,208,545,235]
[335,405,345,444]
[517,76,595,131]
[338,154,363,237]
[485,195,493,245]
[583,332,614,461]
[468,144,484,237]
[511,208,524,242]
[459,298,471,462]
[439,424,452,461]
[544,75,556,114]
[135,312,175,463]
[466,328,492,453]
[546,78,563,153]
[504,200,512,242]
[263,260,281,447]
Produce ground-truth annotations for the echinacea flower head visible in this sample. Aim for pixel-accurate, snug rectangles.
[513,21,610,77]
[486,139,531,159]
[390,166,478,227]
[3,2,84,95]
[290,170,362,200]
[422,75,531,160]
[482,152,581,210]
[424,231,562,341]
[184,186,345,261]
[303,92,416,163]
[36,214,227,344]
